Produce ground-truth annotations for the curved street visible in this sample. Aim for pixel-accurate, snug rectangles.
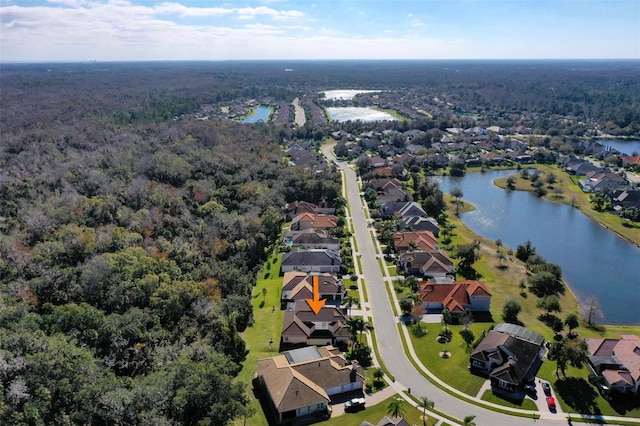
[322,143,578,426]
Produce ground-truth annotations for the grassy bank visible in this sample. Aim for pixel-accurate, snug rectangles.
[431,194,640,417]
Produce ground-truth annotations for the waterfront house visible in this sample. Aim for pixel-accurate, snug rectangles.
[469,323,545,397]
[585,334,640,394]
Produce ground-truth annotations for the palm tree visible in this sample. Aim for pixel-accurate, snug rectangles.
[344,316,373,351]
[356,317,374,340]
[345,317,360,351]
[564,312,580,337]
[386,397,405,419]
[451,187,463,215]
[417,396,434,426]
[343,294,360,317]
[462,415,477,426]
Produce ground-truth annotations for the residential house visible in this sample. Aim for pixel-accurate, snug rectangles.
[378,185,412,204]
[398,250,454,279]
[622,156,640,168]
[291,213,338,231]
[579,171,627,193]
[281,271,346,309]
[286,201,319,220]
[419,280,491,314]
[469,323,546,396]
[612,189,640,210]
[281,249,342,273]
[369,156,387,168]
[565,160,605,176]
[381,201,427,219]
[256,345,365,424]
[393,230,439,253]
[285,229,341,251]
[586,334,640,394]
[397,216,440,237]
[281,300,350,347]
[367,177,403,192]
[360,417,411,426]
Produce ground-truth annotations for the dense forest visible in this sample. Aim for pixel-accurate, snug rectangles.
[0,60,638,424]
[0,64,344,424]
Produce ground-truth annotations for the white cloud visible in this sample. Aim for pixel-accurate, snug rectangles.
[0,0,635,61]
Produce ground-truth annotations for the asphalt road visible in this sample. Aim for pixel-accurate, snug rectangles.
[322,143,566,426]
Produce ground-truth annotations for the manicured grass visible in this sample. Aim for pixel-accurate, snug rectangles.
[408,322,487,396]
[377,257,386,276]
[493,164,640,247]
[324,396,439,426]
[387,266,397,276]
[481,390,538,411]
[234,251,285,426]
[360,278,369,303]
[439,192,640,419]
[441,198,578,340]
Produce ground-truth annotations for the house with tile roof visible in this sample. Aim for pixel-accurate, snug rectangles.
[285,201,319,220]
[281,249,342,273]
[622,155,640,167]
[393,230,439,253]
[291,213,338,231]
[281,300,350,348]
[398,250,454,279]
[256,345,365,424]
[418,280,491,314]
[469,323,546,396]
[281,271,346,309]
[585,334,640,394]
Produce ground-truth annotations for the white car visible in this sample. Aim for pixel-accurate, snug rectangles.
[344,397,366,412]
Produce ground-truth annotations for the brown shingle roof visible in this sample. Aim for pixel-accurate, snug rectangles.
[257,346,364,415]
[256,357,329,413]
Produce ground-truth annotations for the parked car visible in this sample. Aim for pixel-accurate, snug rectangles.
[546,396,556,411]
[523,383,536,394]
[541,380,551,396]
[344,397,366,412]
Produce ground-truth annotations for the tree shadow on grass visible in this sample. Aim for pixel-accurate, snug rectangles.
[605,389,640,416]
[456,266,482,280]
[555,377,601,415]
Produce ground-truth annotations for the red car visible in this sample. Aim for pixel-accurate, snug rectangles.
[546,396,556,411]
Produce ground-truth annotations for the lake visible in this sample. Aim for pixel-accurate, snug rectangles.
[436,171,640,325]
[322,89,380,100]
[239,106,271,123]
[597,139,640,156]
[326,107,398,122]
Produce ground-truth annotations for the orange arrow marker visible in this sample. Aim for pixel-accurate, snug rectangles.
[306,275,327,315]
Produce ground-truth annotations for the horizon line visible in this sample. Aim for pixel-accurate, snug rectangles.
[3,58,640,65]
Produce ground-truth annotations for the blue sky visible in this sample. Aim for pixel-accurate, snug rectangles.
[1,0,639,62]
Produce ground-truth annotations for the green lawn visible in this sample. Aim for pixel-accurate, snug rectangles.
[481,390,538,411]
[233,250,285,426]
[438,193,640,418]
[408,322,487,396]
[324,396,439,426]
